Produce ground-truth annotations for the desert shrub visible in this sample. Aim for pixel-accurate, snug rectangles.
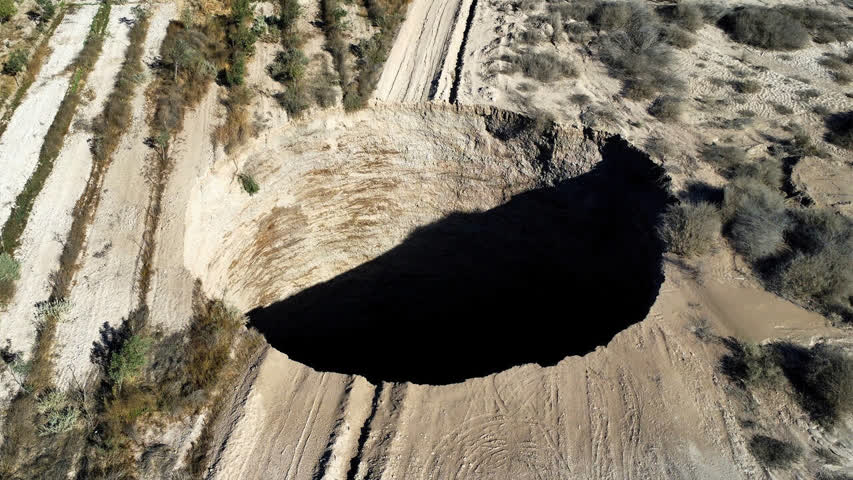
[731,79,760,94]
[36,390,79,436]
[267,48,307,83]
[570,93,591,105]
[721,340,786,387]
[824,111,853,149]
[214,86,255,152]
[701,144,746,175]
[772,103,793,115]
[35,0,54,23]
[108,335,151,392]
[774,343,853,427]
[580,104,618,129]
[648,95,684,122]
[748,435,801,469]
[658,201,720,257]
[597,9,684,99]
[644,135,673,160]
[275,84,310,116]
[3,50,27,76]
[673,2,703,31]
[664,25,696,49]
[0,251,19,305]
[723,177,788,261]
[819,54,852,85]
[732,157,783,190]
[590,2,632,31]
[777,6,853,44]
[0,0,15,22]
[772,208,853,315]
[503,51,576,83]
[795,88,820,101]
[238,172,259,195]
[718,7,809,51]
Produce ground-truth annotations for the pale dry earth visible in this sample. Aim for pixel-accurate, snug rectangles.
[0,5,98,228]
[53,3,176,388]
[0,4,135,379]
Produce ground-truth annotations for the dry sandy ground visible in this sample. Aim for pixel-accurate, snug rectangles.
[206,261,846,480]
[0,5,136,391]
[53,3,176,388]
[373,0,471,102]
[0,5,97,229]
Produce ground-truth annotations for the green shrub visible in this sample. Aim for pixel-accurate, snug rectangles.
[3,50,27,76]
[723,178,788,261]
[719,7,809,51]
[35,0,55,23]
[0,0,16,22]
[648,95,684,122]
[722,341,786,387]
[36,390,79,436]
[748,435,801,469]
[274,85,310,116]
[658,201,720,257]
[238,172,259,195]
[108,335,151,391]
[267,48,307,83]
[0,251,19,283]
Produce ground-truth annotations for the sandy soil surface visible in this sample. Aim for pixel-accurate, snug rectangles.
[0,5,136,388]
[53,3,176,388]
[0,5,97,228]
[207,259,845,480]
[373,0,472,102]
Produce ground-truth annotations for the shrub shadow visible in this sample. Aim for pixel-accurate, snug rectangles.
[248,138,672,384]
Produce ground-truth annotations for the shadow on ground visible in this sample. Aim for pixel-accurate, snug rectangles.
[248,137,672,384]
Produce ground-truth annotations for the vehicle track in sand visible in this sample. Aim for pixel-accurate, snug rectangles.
[373,0,474,103]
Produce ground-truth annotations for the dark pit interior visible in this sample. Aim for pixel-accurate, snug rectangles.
[248,137,672,385]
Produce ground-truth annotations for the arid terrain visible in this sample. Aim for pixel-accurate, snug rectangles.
[0,0,851,478]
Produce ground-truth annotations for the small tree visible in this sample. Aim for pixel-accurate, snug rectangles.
[0,0,16,22]
[108,335,151,392]
[3,50,27,77]
[238,172,259,195]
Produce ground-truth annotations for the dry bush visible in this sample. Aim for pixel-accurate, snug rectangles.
[0,251,19,305]
[590,1,632,31]
[732,157,783,190]
[718,7,809,51]
[214,86,256,152]
[731,79,760,94]
[819,54,852,85]
[777,6,853,44]
[774,343,853,427]
[824,111,853,149]
[658,201,720,257]
[772,208,853,316]
[723,177,789,261]
[570,93,591,106]
[701,144,746,175]
[664,25,696,49]
[596,7,684,99]
[748,435,801,469]
[503,51,577,83]
[648,95,684,122]
[721,340,786,388]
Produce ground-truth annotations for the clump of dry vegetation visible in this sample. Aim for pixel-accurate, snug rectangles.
[731,79,760,94]
[0,250,20,305]
[701,144,746,176]
[748,435,802,469]
[658,201,720,257]
[501,51,577,83]
[824,110,853,150]
[648,95,684,122]
[722,339,853,428]
[718,6,808,51]
[269,0,312,116]
[722,176,789,262]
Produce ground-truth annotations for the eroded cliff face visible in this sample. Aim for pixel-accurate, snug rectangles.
[184,105,607,313]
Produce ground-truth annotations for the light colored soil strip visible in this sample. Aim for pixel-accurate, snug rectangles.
[0,4,136,384]
[53,3,176,388]
[0,5,98,229]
